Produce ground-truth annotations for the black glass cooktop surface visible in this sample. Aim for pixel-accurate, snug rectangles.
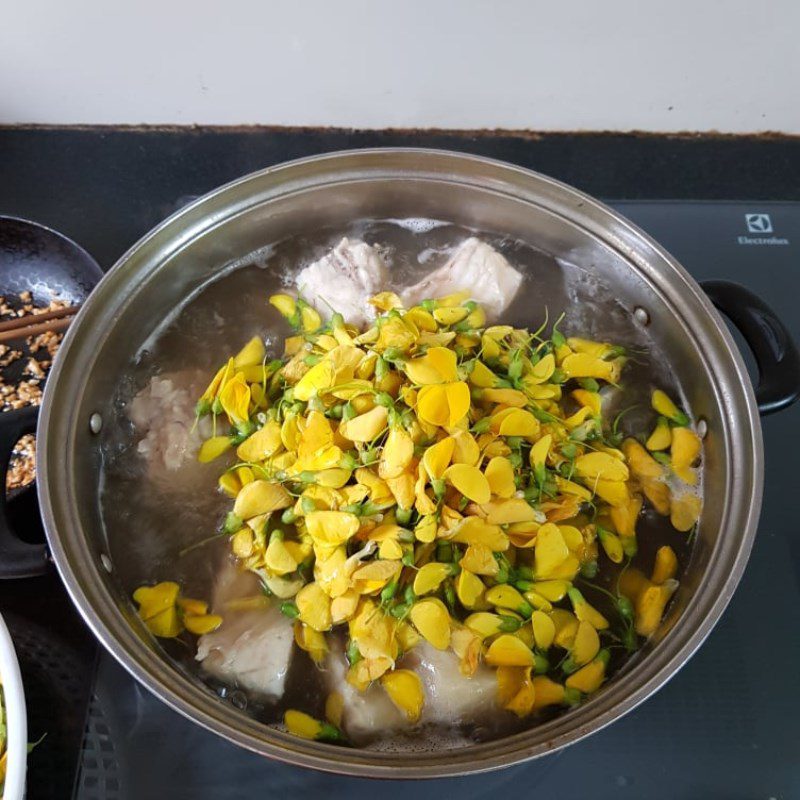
[64,200,799,800]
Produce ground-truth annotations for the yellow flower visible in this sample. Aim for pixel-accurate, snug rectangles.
[409,598,451,650]
[403,346,458,385]
[219,372,251,423]
[381,670,425,722]
[416,382,470,427]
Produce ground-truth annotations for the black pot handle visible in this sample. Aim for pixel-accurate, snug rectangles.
[702,280,800,415]
[0,405,48,578]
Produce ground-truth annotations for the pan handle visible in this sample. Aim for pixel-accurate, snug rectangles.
[0,406,48,578]
[702,280,800,415]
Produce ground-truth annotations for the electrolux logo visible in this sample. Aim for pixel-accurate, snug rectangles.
[738,213,789,246]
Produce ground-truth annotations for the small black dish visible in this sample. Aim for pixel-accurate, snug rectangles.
[0,216,103,578]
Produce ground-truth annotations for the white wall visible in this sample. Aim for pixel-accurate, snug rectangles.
[2,0,798,132]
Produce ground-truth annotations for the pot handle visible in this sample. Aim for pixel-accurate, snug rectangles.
[702,280,800,415]
[0,406,48,578]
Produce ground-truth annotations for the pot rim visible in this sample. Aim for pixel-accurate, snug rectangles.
[37,147,763,778]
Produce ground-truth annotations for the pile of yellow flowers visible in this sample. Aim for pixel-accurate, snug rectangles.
[135,289,703,741]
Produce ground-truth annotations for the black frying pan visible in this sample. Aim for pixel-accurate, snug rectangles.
[0,216,103,578]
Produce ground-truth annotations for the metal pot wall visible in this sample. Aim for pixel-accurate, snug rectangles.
[4,149,798,777]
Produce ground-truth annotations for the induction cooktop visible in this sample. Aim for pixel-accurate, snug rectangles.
[62,200,800,800]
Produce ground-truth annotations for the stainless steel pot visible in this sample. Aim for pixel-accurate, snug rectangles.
[8,149,800,777]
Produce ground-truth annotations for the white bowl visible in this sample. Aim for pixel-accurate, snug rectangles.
[0,614,26,800]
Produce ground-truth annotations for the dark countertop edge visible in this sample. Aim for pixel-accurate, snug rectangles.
[3,125,799,268]
[3,123,800,141]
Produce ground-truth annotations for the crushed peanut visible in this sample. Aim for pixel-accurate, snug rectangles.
[0,294,69,491]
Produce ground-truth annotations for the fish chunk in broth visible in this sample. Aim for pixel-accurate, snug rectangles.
[294,237,388,327]
[196,559,295,700]
[128,370,212,479]
[324,642,498,745]
[401,237,523,319]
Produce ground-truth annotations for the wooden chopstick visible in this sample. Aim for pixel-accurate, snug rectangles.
[0,306,79,344]
[0,304,79,334]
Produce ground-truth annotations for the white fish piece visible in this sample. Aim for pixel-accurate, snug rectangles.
[128,370,212,475]
[294,237,388,327]
[412,643,497,724]
[324,642,497,743]
[196,560,294,700]
[324,648,406,744]
[402,238,523,320]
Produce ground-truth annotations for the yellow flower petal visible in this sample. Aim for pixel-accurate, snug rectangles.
[379,427,414,479]
[198,436,232,463]
[593,479,631,508]
[531,610,556,650]
[422,436,456,480]
[219,373,251,423]
[571,388,602,415]
[484,456,516,498]
[184,614,223,635]
[444,463,491,504]
[529,434,552,469]
[561,353,620,382]
[459,543,499,576]
[531,675,566,710]
[566,654,608,694]
[496,409,540,439]
[496,665,536,717]
[339,405,389,442]
[410,598,451,649]
[293,360,335,401]
[305,511,360,547]
[469,360,499,388]
[569,589,609,630]
[485,634,535,667]
[451,429,481,465]
[381,670,425,722]
[386,471,416,509]
[144,606,183,638]
[482,388,528,407]
[622,438,664,480]
[651,389,688,424]
[455,569,486,609]
[433,306,469,326]
[534,523,570,578]
[233,336,266,369]
[296,582,333,632]
[413,562,452,595]
[572,620,600,665]
[265,537,299,575]
[551,609,579,649]
[671,427,701,471]
[284,709,326,740]
[670,492,702,532]
[450,516,509,551]
[133,581,180,621]
[635,579,679,636]
[574,451,629,482]
[233,480,293,519]
[294,622,329,664]
[481,498,537,525]
[485,584,529,616]
[236,420,283,462]
[404,346,458,385]
[404,306,438,332]
[646,418,672,451]
[651,545,678,585]
[528,353,555,384]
